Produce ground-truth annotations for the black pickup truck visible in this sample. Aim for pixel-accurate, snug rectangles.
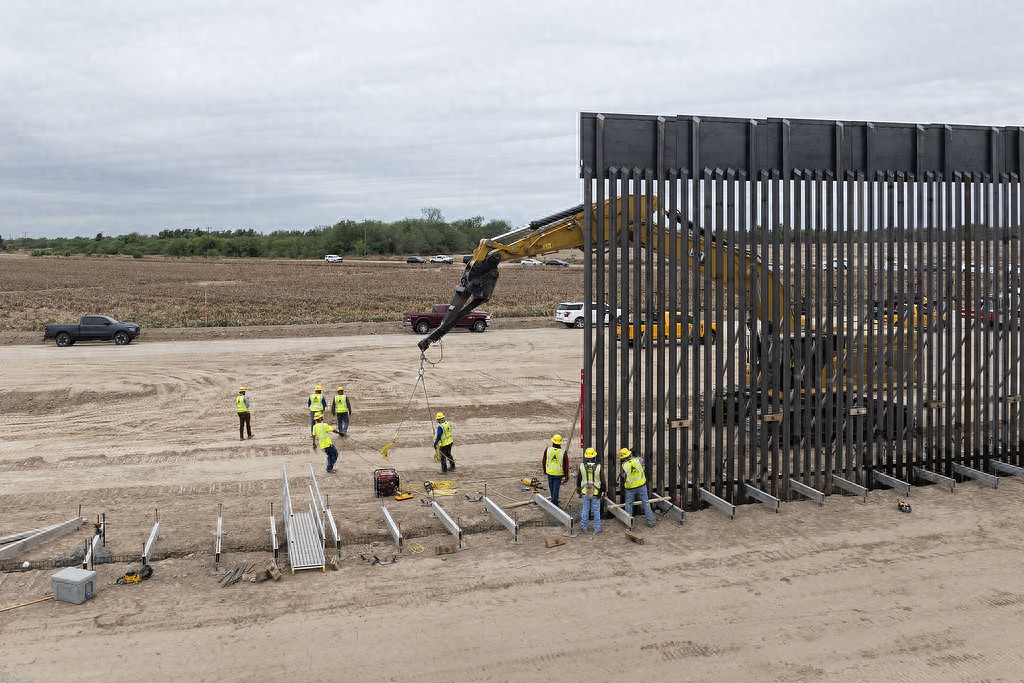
[43,315,142,347]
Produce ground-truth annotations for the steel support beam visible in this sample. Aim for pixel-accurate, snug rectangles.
[142,521,160,566]
[789,478,825,506]
[270,512,279,560]
[83,531,102,571]
[699,487,736,519]
[953,462,999,489]
[990,460,1024,477]
[482,496,519,542]
[380,505,403,553]
[325,509,341,551]
[533,494,574,530]
[214,505,224,563]
[431,501,465,548]
[913,466,956,492]
[872,471,911,496]
[744,483,780,513]
[832,475,868,501]
[0,517,85,561]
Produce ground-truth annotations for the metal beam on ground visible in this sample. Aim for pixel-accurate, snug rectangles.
[990,460,1024,477]
[0,517,86,561]
[744,483,780,513]
[913,467,956,492]
[872,471,911,496]
[430,501,465,548]
[380,505,403,553]
[953,462,999,489]
[789,478,825,506]
[0,525,54,545]
[533,494,574,531]
[699,487,736,519]
[607,502,633,529]
[482,496,519,542]
[653,498,685,523]
[832,475,868,501]
[325,509,340,551]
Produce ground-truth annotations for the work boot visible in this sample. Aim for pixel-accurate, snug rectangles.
[326,468,336,474]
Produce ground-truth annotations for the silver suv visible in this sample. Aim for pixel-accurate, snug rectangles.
[554,302,617,328]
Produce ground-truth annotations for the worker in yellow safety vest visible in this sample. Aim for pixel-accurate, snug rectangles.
[619,448,655,527]
[433,412,456,473]
[308,385,326,433]
[235,386,252,441]
[541,434,569,506]
[331,386,352,436]
[576,447,604,534]
[311,412,339,473]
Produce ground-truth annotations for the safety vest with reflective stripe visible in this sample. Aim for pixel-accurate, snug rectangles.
[579,461,602,495]
[622,456,647,489]
[235,395,249,413]
[334,395,348,413]
[313,422,334,449]
[545,446,564,476]
[437,420,453,447]
[309,393,325,412]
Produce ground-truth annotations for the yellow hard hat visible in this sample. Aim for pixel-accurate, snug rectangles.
[314,412,324,420]
[551,434,563,445]
[238,386,246,393]
[314,385,322,392]
[584,447,597,458]
[337,386,344,392]
[436,412,445,420]
[619,447,632,459]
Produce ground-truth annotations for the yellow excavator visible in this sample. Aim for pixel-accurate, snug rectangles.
[418,195,791,352]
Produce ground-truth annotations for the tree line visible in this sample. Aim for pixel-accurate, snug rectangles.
[7,208,512,259]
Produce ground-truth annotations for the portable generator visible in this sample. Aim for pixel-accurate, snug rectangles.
[374,468,400,498]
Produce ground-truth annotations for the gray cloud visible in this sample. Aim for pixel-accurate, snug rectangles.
[2,0,1022,237]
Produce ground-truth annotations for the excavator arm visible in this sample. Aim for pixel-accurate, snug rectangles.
[418,196,792,351]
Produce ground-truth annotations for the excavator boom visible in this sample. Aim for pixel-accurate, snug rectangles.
[418,196,791,351]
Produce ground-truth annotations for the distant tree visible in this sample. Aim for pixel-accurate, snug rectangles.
[95,232,104,241]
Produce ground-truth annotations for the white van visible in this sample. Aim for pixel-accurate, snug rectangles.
[554,302,618,328]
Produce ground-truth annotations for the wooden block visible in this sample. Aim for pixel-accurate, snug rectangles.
[266,559,282,580]
[436,543,457,555]
[625,531,645,545]
[545,537,566,548]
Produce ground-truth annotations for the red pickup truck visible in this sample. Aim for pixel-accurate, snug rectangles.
[404,304,492,335]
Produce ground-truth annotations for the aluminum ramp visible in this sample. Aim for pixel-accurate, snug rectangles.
[281,466,325,572]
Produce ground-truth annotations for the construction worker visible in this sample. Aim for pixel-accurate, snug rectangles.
[308,385,326,433]
[312,412,339,473]
[235,386,252,441]
[576,447,604,534]
[433,412,456,474]
[542,434,569,506]
[331,386,351,436]
[619,447,655,527]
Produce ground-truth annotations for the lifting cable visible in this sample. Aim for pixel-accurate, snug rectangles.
[379,345,443,458]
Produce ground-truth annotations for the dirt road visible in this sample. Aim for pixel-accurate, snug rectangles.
[2,328,1023,682]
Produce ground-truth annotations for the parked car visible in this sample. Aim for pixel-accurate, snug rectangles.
[818,258,848,270]
[545,259,569,267]
[429,255,454,264]
[519,258,543,266]
[403,304,491,334]
[406,256,426,264]
[962,294,1021,329]
[324,254,343,263]
[43,315,141,347]
[554,302,619,328]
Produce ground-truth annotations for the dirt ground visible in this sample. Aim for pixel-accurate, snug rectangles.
[2,327,1024,682]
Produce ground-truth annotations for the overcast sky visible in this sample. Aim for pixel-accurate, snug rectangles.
[2,0,1023,238]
